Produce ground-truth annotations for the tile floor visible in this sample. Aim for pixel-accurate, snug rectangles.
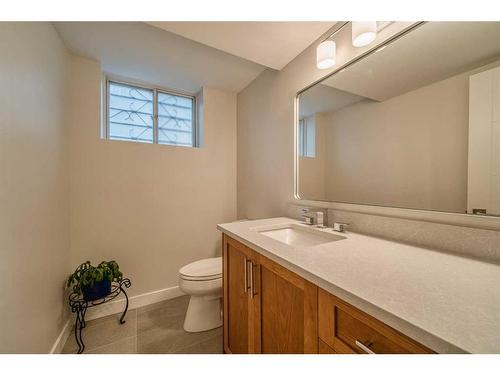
[61,295,223,354]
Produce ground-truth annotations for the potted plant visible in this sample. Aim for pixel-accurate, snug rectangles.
[67,260,123,301]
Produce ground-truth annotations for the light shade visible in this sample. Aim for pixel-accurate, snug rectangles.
[316,40,336,69]
[352,21,377,47]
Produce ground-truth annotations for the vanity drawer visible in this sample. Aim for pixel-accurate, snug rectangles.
[318,288,432,354]
[318,339,336,354]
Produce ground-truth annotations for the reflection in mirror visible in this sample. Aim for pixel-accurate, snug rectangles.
[297,22,500,216]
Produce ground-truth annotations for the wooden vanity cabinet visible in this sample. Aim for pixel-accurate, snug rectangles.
[223,234,318,354]
[252,252,318,353]
[318,288,433,354]
[223,235,253,353]
[223,234,433,355]
[319,339,337,354]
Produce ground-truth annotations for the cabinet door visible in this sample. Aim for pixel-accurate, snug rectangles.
[251,254,318,353]
[223,235,253,354]
[319,340,337,354]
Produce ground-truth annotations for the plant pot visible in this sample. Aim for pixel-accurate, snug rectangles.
[82,279,111,301]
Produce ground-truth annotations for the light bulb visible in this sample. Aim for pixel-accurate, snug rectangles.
[316,40,336,69]
[352,21,377,47]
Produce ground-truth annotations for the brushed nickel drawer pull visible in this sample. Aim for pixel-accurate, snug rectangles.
[249,262,255,298]
[355,340,376,354]
[243,258,249,292]
[250,263,259,298]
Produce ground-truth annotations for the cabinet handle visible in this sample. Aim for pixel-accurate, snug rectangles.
[243,258,249,292]
[249,262,254,298]
[355,340,376,354]
[250,262,259,298]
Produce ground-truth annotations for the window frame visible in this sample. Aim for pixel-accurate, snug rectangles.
[299,118,306,156]
[104,76,198,147]
[298,117,316,158]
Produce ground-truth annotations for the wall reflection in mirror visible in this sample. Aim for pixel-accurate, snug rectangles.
[297,22,500,217]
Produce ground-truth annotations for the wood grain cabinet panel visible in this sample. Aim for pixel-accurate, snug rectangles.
[223,235,253,354]
[223,234,318,354]
[253,255,318,353]
[318,288,433,354]
[319,340,336,354]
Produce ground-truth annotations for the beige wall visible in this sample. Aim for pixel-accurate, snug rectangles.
[298,113,327,201]
[0,23,71,353]
[237,23,413,219]
[68,56,237,296]
[322,72,469,213]
[1,25,237,353]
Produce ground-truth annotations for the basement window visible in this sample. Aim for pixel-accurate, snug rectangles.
[105,79,197,147]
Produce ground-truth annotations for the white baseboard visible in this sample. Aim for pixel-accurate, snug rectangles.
[50,319,72,354]
[50,285,184,353]
[85,285,184,321]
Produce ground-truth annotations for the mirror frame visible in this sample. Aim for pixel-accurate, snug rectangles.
[293,21,500,230]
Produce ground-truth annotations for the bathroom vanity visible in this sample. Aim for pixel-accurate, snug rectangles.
[218,218,500,354]
[216,21,500,355]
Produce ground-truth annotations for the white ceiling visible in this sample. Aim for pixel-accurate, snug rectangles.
[323,22,500,101]
[54,22,266,93]
[299,84,365,118]
[147,22,336,70]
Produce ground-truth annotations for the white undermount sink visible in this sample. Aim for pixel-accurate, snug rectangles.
[256,223,345,247]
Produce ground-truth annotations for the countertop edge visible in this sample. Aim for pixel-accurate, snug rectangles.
[217,224,467,354]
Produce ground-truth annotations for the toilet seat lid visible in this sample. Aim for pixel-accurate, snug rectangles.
[179,257,222,280]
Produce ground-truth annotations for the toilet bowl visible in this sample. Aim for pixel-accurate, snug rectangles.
[178,257,222,332]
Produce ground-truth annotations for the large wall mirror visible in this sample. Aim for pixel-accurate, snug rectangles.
[296,22,500,217]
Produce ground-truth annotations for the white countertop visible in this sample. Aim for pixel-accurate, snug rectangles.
[217,217,500,354]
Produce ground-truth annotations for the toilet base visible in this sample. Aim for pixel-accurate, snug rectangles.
[183,296,223,332]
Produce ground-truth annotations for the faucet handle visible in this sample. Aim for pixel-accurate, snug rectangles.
[333,222,349,232]
[301,207,314,225]
[316,211,324,227]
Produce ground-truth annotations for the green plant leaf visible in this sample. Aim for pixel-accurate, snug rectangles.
[67,259,124,295]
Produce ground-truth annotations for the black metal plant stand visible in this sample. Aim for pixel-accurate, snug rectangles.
[68,278,131,354]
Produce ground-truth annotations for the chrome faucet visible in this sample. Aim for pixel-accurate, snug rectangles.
[301,208,314,225]
[301,208,326,227]
[332,222,349,232]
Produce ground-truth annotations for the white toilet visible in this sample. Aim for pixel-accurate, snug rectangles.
[178,257,223,332]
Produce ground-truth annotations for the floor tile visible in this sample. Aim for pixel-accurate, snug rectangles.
[61,295,223,354]
[137,326,222,354]
[86,336,137,354]
[137,295,189,314]
[62,310,137,353]
[174,334,223,354]
[137,296,189,334]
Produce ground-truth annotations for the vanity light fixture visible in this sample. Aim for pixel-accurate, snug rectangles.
[316,40,336,69]
[352,21,377,47]
[316,21,379,70]
[315,21,349,70]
